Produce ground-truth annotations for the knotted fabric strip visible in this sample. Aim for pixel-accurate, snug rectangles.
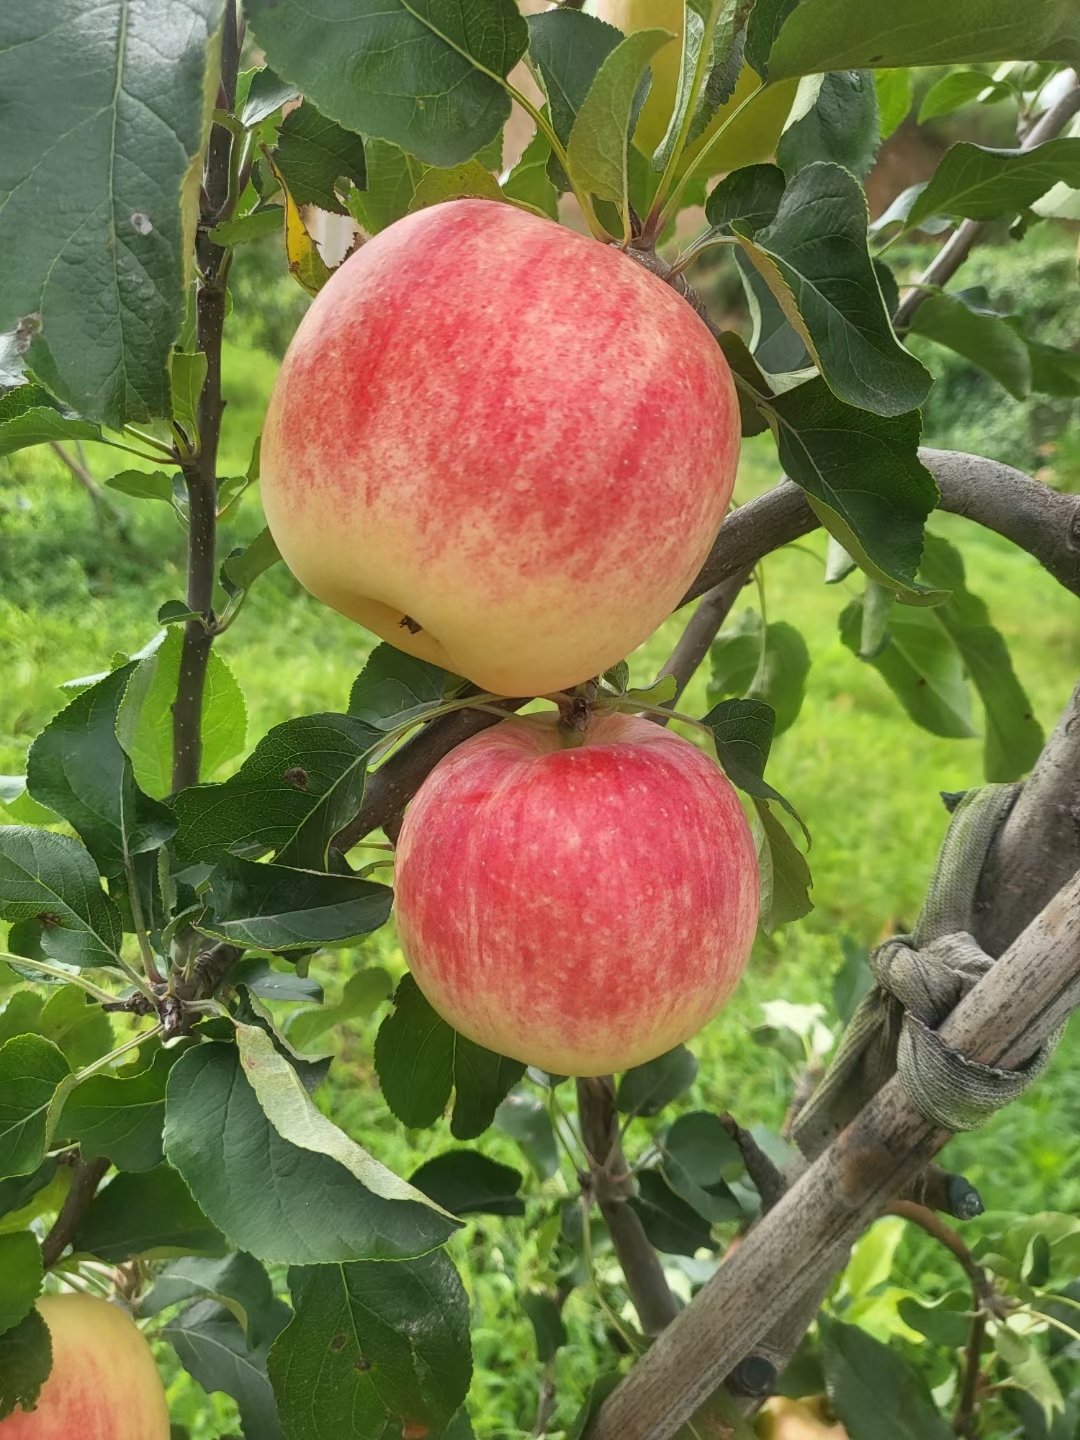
[793,784,1063,1155]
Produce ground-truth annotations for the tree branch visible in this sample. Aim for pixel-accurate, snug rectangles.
[41,1156,110,1269]
[652,570,752,714]
[893,75,1080,330]
[577,1076,680,1337]
[976,681,1080,957]
[591,866,1080,1440]
[171,0,239,794]
[333,451,1080,847]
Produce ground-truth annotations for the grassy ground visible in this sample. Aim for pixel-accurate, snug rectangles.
[2,280,1080,1435]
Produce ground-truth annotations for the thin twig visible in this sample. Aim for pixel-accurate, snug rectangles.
[41,1156,110,1269]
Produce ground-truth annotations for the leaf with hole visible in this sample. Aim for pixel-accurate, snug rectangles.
[169,712,381,869]
[0,1,223,425]
[268,1252,471,1439]
[273,102,366,215]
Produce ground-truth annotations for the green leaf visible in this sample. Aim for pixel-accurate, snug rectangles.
[0,1308,51,1422]
[268,1253,472,1439]
[223,958,325,1007]
[0,386,103,457]
[566,28,673,210]
[27,664,176,876]
[347,645,453,731]
[997,1323,1066,1424]
[733,250,813,378]
[272,102,366,215]
[767,0,1080,78]
[170,711,379,868]
[754,797,813,931]
[37,984,113,1070]
[567,1375,623,1440]
[117,629,248,798]
[170,351,208,438]
[375,975,525,1140]
[875,69,913,138]
[143,1253,279,1349]
[740,163,932,416]
[897,1292,971,1349]
[0,1,224,426]
[743,0,797,77]
[104,468,180,506]
[708,611,810,736]
[164,1035,456,1264]
[409,1150,524,1217]
[918,534,1044,780]
[0,1161,61,1227]
[285,968,393,1053]
[777,71,879,181]
[209,206,286,248]
[524,1292,567,1363]
[527,10,625,189]
[629,1169,715,1255]
[821,1316,955,1439]
[908,139,1080,226]
[495,1088,559,1181]
[616,1044,698,1117]
[165,1299,289,1440]
[0,1233,42,1336]
[57,1045,176,1172]
[907,290,1033,400]
[346,140,424,235]
[917,70,1010,124]
[704,163,785,235]
[502,131,559,219]
[735,360,941,601]
[653,0,748,174]
[700,697,806,838]
[0,777,60,828]
[72,1163,226,1262]
[409,160,506,212]
[840,596,977,740]
[198,855,392,951]
[241,67,300,128]
[0,828,123,970]
[246,0,527,168]
[664,1112,742,1186]
[220,526,282,601]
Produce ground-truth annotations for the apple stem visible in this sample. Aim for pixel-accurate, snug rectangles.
[556,680,599,746]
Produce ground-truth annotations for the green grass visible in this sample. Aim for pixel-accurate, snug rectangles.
[3,316,1080,1437]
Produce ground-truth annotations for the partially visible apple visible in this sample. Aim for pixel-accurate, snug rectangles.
[0,1294,170,1438]
[591,0,799,174]
[394,711,759,1076]
[757,1396,848,1438]
[261,199,741,698]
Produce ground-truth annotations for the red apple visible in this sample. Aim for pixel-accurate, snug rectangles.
[394,712,759,1075]
[0,1293,169,1438]
[261,199,740,697]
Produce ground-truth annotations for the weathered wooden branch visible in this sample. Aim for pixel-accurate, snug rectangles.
[591,869,1080,1440]
[976,680,1080,956]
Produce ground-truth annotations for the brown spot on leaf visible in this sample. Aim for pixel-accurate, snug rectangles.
[283,767,309,789]
[354,1355,373,1372]
[330,1334,348,1352]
